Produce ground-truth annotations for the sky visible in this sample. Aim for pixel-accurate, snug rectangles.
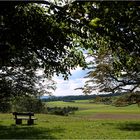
[36,63,92,97]
[52,67,89,96]
[37,53,95,97]
[38,52,98,97]
[40,0,94,97]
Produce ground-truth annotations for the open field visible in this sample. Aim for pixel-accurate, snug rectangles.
[47,100,140,115]
[0,100,140,139]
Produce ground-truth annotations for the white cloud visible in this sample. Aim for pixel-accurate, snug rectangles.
[52,68,89,96]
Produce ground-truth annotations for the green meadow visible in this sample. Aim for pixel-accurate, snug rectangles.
[47,100,140,115]
[0,100,140,139]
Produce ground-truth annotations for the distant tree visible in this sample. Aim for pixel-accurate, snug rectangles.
[113,96,129,107]
[127,92,140,106]
[94,96,102,103]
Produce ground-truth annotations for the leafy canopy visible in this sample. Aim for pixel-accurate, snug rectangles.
[0,1,140,99]
[72,1,140,94]
[0,1,87,99]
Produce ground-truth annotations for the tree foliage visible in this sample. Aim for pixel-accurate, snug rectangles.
[12,95,46,113]
[0,1,87,99]
[0,1,140,100]
[74,1,140,94]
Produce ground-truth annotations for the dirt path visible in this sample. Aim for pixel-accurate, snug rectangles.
[86,113,140,120]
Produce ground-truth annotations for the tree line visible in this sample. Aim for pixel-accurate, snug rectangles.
[42,93,121,102]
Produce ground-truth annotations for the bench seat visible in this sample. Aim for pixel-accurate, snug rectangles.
[13,112,36,125]
[14,117,36,120]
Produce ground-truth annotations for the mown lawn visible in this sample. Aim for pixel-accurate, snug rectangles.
[0,101,140,139]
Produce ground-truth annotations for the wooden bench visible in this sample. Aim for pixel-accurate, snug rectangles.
[13,112,36,125]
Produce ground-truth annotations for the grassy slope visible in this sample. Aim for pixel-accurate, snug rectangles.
[47,100,140,115]
[0,100,140,139]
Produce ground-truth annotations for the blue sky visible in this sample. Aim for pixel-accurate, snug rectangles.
[50,54,96,96]
[53,67,89,96]
[36,54,95,97]
[36,67,91,96]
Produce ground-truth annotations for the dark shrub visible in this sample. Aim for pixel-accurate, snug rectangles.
[47,106,78,116]
[12,96,46,113]
[0,100,11,113]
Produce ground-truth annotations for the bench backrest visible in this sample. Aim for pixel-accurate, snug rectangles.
[13,112,34,119]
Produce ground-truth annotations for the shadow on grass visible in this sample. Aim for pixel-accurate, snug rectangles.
[101,122,140,131]
[118,123,140,131]
[0,124,65,139]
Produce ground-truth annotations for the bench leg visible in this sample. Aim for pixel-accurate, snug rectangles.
[16,119,22,125]
[28,119,34,125]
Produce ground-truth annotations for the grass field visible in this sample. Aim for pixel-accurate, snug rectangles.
[47,100,140,115]
[0,100,140,139]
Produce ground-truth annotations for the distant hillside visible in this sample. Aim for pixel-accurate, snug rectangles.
[40,96,49,99]
[41,93,121,102]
